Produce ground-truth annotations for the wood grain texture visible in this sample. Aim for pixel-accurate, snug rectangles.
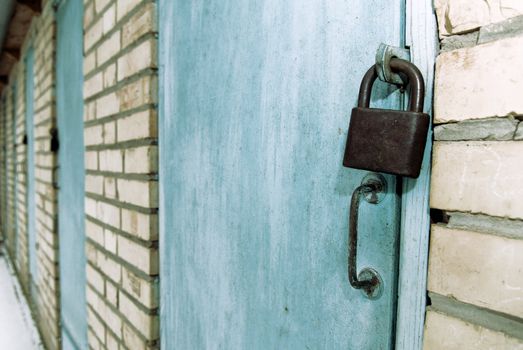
[395,1,437,349]
[159,1,407,349]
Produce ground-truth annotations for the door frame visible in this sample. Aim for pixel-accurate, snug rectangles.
[395,1,437,349]
[157,1,438,348]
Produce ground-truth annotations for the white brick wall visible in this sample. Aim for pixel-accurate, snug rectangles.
[431,141,523,220]
[434,37,523,123]
[424,311,523,350]
[83,0,159,348]
[428,226,523,318]
[427,3,523,348]
[435,0,523,36]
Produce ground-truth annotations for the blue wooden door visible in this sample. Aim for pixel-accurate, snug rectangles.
[24,47,37,297]
[159,1,404,348]
[56,0,87,348]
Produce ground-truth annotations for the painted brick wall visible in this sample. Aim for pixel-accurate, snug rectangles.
[425,1,523,348]
[82,0,159,348]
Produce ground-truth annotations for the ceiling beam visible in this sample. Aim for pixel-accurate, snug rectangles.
[16,0,41,13]
[4,48,19,60]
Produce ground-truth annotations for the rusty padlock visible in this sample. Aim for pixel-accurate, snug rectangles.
[343,58,429,178]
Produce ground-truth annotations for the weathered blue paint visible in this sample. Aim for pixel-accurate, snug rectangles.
[24,47,37,295]
[56,0,87,348]
[159,1,404,348]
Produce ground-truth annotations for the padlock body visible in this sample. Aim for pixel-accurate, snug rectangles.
[343,107,429,178]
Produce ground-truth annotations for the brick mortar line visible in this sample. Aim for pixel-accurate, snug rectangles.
[428,292,523,340]
[87,302,159,349]
[35,178,58,188]
[33,103,55,117]
[86,238,158,281]
[84,103,156,127]
[85,171,158,181]
[85,66,158,103]
[442,212,523,240]
[84,33,158,82]
[85,193,158,214]
[85,214,158,248]
[84,0,155,53]
[87,274,158,316]
[85,138,158,152]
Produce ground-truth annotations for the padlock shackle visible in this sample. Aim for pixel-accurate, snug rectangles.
[357,58,425,113]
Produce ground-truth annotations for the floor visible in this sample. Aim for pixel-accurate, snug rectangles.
[0,250,43,350]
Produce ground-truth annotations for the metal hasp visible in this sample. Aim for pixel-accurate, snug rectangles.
[348,174,387,299]
[343,58,430,178]
[375,43,410,85]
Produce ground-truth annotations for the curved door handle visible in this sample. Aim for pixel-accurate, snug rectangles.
[347,174,386,299]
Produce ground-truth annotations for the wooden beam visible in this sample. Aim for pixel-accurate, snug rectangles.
[17,0,41,13]
[4,48,20,60]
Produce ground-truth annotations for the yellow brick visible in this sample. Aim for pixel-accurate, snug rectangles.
[84,51,97,75]
[86,174,104,195]
[435,37,523,123]
[117,75,156,112]
[423,311,523,349]
[87,265,105,294]
[85,125,104,146]
[99,149,123,173]
[84,71,104,99]
[434,0,523,37]
[117,39,156,81]
[428,225,523,318]
[431,142,523,219]
[104,228,117,255]
[116,109,157,142]
[96,30,121,66]
[122,267,158,309]
[122,3,156,48]
[124,146,157,174]
[117,235,157,274]
[102,4,116,35]
[119,292,158,339]
[104,177,117,199]
[96,201,121,228]
[103,63,116,89]
[85,18,103,52]
[121,209,158,241]
[116,0,141,21]
[117,179,157,207]
[96,92,119,119]
[103,121,116,144]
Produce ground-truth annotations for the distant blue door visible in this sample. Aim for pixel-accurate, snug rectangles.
[24,47,37,297]
[160,1,404,349]
[56,0,87,348]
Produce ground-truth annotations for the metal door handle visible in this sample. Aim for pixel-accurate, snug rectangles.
[347,174,386,299]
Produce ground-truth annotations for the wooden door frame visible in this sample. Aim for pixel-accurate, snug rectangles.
[395,1,437,349]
